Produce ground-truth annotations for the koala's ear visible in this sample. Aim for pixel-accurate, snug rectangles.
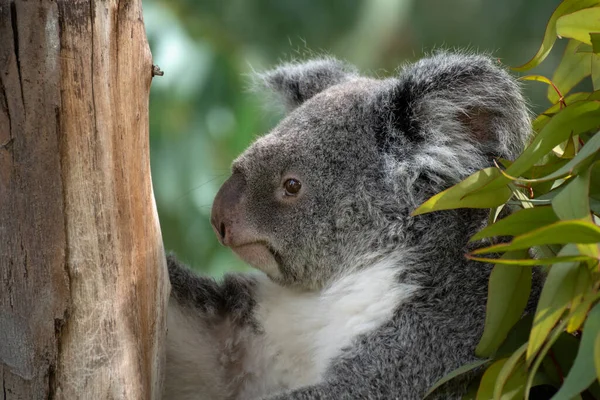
[254,58,358,112]
[387,52,531,161]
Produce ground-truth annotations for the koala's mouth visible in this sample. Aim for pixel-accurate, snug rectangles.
[230,242,283,278]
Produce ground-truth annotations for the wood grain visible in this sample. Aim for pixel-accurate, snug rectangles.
[0,0,169,398]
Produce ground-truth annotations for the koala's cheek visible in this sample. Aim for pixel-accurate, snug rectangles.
[231,243,282,280]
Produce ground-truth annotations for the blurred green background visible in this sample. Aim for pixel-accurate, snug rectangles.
[144,0,563,276]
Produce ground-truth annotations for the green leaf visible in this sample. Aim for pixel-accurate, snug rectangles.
[566,268,595,333]
[477,359,507,400]
[593,53,600,90]
[553,302,600,400]
[596,323,600,385]
[424,359,490,398]
[519,75,555,85]
[527,245,583,362]
[496,315,534,358]
[493,343,528,400]
[525,317,571,400]
[467,254,591,266]
[476,251,532,358]
[544,332,580,384]
[559,134,577,159]
[471,220,600,255]
[567,292,597,333]
[576,43,595,53]
[531,180,557,198]
[476,358,526,400]
[412,168,511,215]
[577,242,600,259]
[520,75,563,106]
[513,0,600,71]
[476,101,600,194]
[535,186,565,203]
[556,7,600,45]
[521,156,570,180]
[588,90,600,100]
[532,92,591,132]
[592,32,600,53]
[471,207,559,241]
[590,157,600,198]
[510,101,600,178]
[511,130,600,184]
[552,165,593,221]
[487,204,505,226]
[511,188,535,210]
[548,40,592,104]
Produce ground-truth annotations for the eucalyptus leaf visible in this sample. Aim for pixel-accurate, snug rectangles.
[532,92,590,132]
[473,101,600,194]
[496,315,534,359]
[412,168,511,215]
[556,7,600,45]
[547,40,592,104]
[509,131,600,184]
[549,332,580,380]
[471,220,600,255]
[513,0,600,71]
[552,302,600,400]
[592,53,600,90]
[471,207,558,241]
[467,254,591,266]
[557,134,577,159]
[592,32,600,53]
[527,245,583,362]
[567,292,597,333]
[551,165,593,221]
[424,359,490,398]
[476,251,532,358]
[521,156,570,180]
[493,344,528,400]
[525,318,571,400]
[476,358,526,400]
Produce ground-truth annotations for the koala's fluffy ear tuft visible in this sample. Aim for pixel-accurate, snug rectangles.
[387,52,531,162]
[253,58,358,112]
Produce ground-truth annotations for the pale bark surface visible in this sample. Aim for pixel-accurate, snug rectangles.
[0,0,169,399]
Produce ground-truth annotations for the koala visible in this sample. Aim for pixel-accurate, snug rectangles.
[164,52,539,400]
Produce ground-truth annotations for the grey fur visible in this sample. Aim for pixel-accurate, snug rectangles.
[165,51,539,400]
[165,256,259,399]
[167,254,258,328]
[254,57,358,111]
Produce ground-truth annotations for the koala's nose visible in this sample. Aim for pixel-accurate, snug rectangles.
[212,219,227,244]
[211,172,245,246]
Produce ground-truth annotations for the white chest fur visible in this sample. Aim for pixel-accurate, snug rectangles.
[238,257,418,399]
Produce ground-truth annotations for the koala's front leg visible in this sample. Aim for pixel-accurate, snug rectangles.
[164,255,257,400]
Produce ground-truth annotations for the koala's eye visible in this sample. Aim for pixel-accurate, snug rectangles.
[283,178,302,196]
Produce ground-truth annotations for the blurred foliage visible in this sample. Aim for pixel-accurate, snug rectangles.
[144,0,566,276]
[418,2,600,398]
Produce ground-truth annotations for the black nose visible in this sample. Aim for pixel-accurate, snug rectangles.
[211,218,226,243]
[211,172,245,246]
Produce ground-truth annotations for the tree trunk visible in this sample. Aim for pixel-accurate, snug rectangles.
[0,0,169,399]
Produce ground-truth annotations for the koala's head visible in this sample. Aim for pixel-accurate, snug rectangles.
[211,53,530,290]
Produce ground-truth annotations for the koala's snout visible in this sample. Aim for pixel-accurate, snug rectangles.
[211,172,280,274]
[211,172,248,247]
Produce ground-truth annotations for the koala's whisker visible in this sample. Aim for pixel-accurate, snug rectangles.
[173,174,229,203]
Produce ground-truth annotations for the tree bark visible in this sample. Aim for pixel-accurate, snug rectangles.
[0,0,169,399]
